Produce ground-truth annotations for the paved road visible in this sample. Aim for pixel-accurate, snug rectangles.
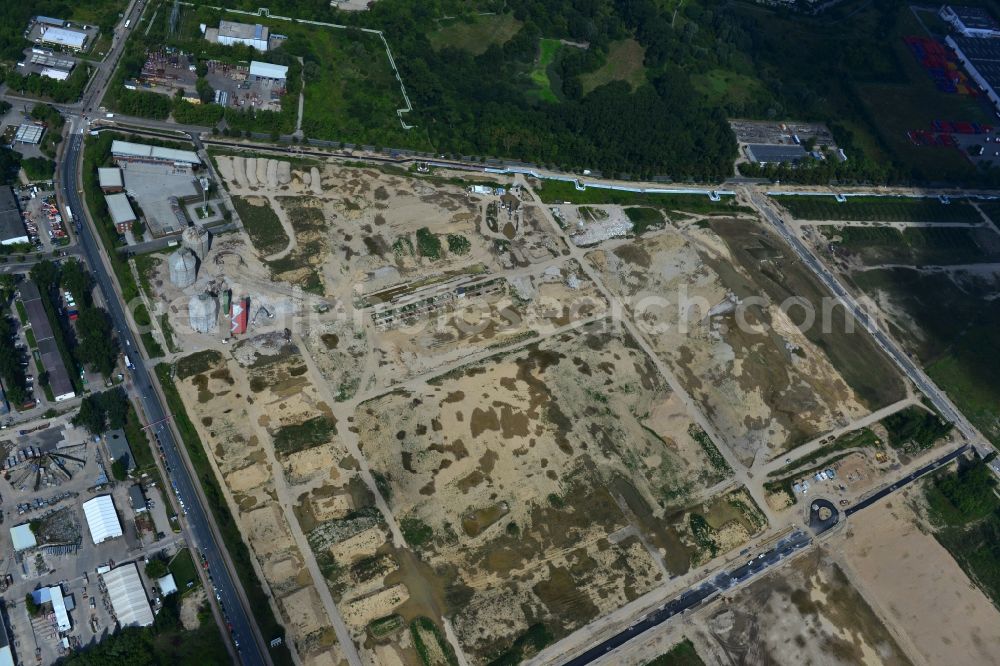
[846,444,970,516]
[561,531,811,666]
[61,131,267,665]
[747,190,982,446]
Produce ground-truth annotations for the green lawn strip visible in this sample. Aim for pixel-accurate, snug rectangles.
[775,196,979,223]
[169,547,201,590]
[155,363,293,666]
[15,300,27,324]
[536,180,745,214]
[767,427,882,480]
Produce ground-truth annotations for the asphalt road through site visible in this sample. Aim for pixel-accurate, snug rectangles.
[561,531,811,666]
[846,444,970,516]
[61,134,266,666]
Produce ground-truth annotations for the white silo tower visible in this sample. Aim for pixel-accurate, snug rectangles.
[188,293,219,333]
[168,248,198,288]
[182,225,211,261]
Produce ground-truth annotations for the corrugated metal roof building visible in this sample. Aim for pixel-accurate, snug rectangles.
[82,495,123,544]
[102,564,154,627]
[249,60,287,82]
[10,523,37,551]
[98,167,124,192]
[111,140,200,166]
[39,26,87,50]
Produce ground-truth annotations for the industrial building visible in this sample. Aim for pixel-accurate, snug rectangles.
[104,429,135,473]
[98,167,124,193]
[249,60,288,84]
[19,281,76,402]
[82,495,123,544]
[38,26,87,51]
[111,140,201,168]
[10,523,37,551]
[941,5,1000,38]
[32,586,72,632]
[0,187,28,246]
[206,20,270,51]
[947,34,1000,112]
[101,564,154,627]
[745,143,809,165]
[104,193,137,233]
[14,124,44,145]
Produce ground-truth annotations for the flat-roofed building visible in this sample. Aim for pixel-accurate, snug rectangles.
[249,60,287,83]
[104,193,137,233]
[0,187,28,246]
[98,167,124,193]
[19,280,75,401]
[745,143,809,165]
[14,125,44,145]
[213,20,269,51]
[0,609,14,666]
[39,67,70,81]
[128,484,147,513]
[101,564,154,627]
[38,26,87,51]
[104,429,135,472]
[10,523,37,551]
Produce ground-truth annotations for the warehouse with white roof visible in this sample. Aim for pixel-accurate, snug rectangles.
[111,140,201,167]
[82,495,123,544]
[38,26,87,51]
[249,60,287,84]
[102,564,154,627]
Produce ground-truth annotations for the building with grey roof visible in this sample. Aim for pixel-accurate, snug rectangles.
[745,143,809,166]
[104,193,137,233]
[0,187,28,246]
[19,281,75,401]
[104,429,135,473]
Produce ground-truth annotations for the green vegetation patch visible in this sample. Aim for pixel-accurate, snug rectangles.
[852,268,1000,446]
[400,516,433,547]
[411,616,459,666]
[624,207,665,235]
[776,196,980,223]
[486,622,553,666]
[644,638,706,666]
[176,350,223,380]
[925,460,1000,606]
[272,416,337,456]
[231,196,290,256]
[416,227,442,259]
[530,39,564,103]
[169,548,200,589]
[429,14,523,55]
[368,613,403,638]
[537,180,742,215]
[580,39,646,95]
[881,406,951,455]
[822,225,1000,265]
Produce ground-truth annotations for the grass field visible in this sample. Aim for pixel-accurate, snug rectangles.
[231,196,289,256]
[692,68,763,106]
[822,225,1000,265]
[536,180,746,215]
[530,38,563,103]
[775,195,980,222]
[428,14,522,55]
[853,268,1000,446]
[580,39,646,95]
[169,547,200,589]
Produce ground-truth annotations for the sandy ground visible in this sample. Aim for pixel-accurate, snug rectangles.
[695,549,912,665]
[837,495,1000,665]
[588,226,869,465]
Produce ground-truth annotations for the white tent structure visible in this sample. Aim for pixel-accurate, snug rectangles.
[10,523,37,551]
[102,564,154,627]
[82,495,123,544]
